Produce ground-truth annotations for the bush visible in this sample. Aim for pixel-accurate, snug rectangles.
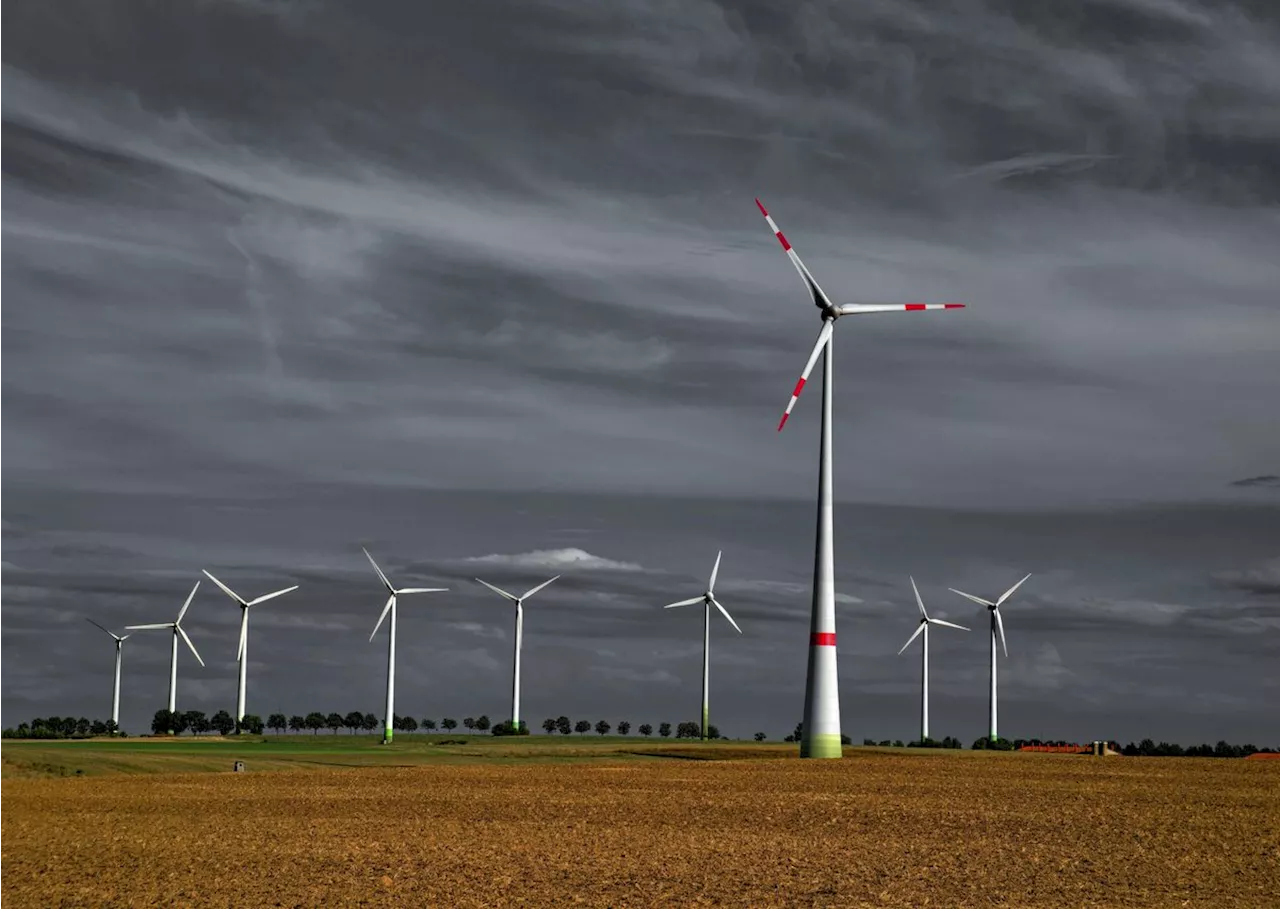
[491,720,530,736]
[754,732,767,742]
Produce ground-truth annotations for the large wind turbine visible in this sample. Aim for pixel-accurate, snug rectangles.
[474,574,559,735]
[948,573,1032,742]
[85,619,130,728]
[364,547,448,744]
[663,550,742,741]
[125,581,204,724]
[756,197,965,758]
[897,577,969,743]
[201,569,299,728]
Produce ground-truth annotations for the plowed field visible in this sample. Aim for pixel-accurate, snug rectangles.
[3,750,1277,907]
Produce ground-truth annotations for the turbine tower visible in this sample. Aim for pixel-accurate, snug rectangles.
[85,618,130,728]
[474,575,559,735]
[896,577,969,743]
[948,573,1032,742]
[756,197,965,758]
[364,548,448,744]
[125,581,204,724]
[663,550,742,741]
[201,569,299,728]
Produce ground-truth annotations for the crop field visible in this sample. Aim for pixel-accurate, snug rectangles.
[3,742,1277,907]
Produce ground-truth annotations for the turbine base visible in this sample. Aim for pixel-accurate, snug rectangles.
[800,733,843,759]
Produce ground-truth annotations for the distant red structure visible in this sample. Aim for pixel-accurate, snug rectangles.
[1245,752,1280,760]
[1019,744,1092,754]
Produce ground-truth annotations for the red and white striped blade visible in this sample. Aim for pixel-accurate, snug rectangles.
[838,303,966,315]
[778,320,833,431]
[755,198,834,310]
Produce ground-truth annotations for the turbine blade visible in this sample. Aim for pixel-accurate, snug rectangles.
[710,596,742,634]
[395,587,449,594]
[897,622,926,656]
[838,303,966,315]
[178,625,204,667]
[362,547,395,593]
[754,197,836,310]
[119,634,131,642]
[708,550,722,594]
[237,613,248,662]
[124,623,174,630]
[994,608,1008,657]
[929,619,971,632]
[178,580,201,622]
[201,570,245,606]
[778,319,834,431]
[663,597,704,609]
[369,594,395,642]
[997,573,1033,607]
[475,578,518,601]
[910,576,929,620]
[948,588,995,608]
[85,617,114,638]
[247,585,299,607]
[520,575,560,601]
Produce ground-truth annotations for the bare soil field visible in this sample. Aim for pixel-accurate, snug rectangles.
[3,749,1277,907]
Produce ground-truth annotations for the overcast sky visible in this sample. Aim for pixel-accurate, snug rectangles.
[3,0,1277,745]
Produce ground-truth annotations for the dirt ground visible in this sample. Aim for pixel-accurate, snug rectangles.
[3,750,1277,907]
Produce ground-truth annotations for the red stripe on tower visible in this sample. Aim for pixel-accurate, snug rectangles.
[811,632,836,646]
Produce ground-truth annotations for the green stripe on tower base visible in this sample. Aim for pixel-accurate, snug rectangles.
[800,733,843,759]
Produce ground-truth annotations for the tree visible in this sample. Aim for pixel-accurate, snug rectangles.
[151,710,175,736]
[542,718,557,734]
[676,721,700,739]
[325,712,343,734]
[91,719,108,736]
[185,711,209,735]
[289,715,306,734]
[575,720,591,734]
[344,711,364,734]
[463,717,476,731]
[240,714,265,735]
[305,712,326,734]
[402,717,419,733]
[659,722,672,738]
[556,716,572,735]
[617,721,631,736]
[441,718,457,732]
[268,714,288,734]
[707,725,721,740]
[211,710,235,736]
[170,712,191,736]
[362,713,378,734]
[595,720,611,735]
[638,724,653,737]
[754,732,767,742]
[492,720,529,736]
[76,717,92,737]
[423,719,437,731]
[475,715,490,732]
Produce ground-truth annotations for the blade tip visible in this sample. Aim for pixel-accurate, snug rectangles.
[754,197,767,215]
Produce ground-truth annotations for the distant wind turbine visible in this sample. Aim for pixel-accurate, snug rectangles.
[474,574,559,735]
[125,581,204,724]
[948,573,1032,742]
[663,550,742,741]
[756,197,965,758]
[85,618,130,728]
[201,569,299,728]
[364,548,448,744]
[897,577,969,743]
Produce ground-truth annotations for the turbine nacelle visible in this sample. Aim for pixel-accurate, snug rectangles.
[663,550,742,634]
[947,573,1032,658]
[898,577,969,654]
[364,548,449,641]
[124,580,205,667]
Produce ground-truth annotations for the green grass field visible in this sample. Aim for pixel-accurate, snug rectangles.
[2,734,823,777]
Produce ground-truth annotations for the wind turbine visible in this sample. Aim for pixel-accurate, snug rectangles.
[897,577,969,743]
[85,619,130,728]
[663,550,742,741]
[125,581,204,725]
[201,569,299,728]
[474,574,559,735]
[756,197,965,758]
[948,573,1032,743]
[364,547,448,744]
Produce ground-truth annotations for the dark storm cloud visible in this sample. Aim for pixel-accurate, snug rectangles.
[4,1,1278,744]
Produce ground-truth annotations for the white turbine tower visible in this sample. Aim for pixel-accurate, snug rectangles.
[85,619,130,728]
[364,547,448,744]
[474,575,559,735]
[125,581,204,723]
[756,197,965,758]
[663,550,742,741]
[897,577,969,743]
[948,573,1032,743]
[201,569,299,728]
